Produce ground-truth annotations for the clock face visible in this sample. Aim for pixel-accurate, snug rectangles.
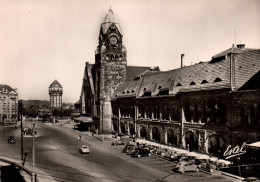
[110,36,118,45]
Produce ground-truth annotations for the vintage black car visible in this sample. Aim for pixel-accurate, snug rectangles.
[131,148,151,158]
[8,136,16,144]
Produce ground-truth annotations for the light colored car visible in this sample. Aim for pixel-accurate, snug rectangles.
[111,140,123,146]
[175,161,199,173]
[79,145,90,154]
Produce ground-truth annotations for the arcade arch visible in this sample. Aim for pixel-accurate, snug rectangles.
[140,125,147,139]
[185,131,198,151]
[167,129,178,146]
[152,127,160,142]
[208,135,226,157]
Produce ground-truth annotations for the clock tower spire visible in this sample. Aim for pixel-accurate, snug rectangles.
[93,8,127,134]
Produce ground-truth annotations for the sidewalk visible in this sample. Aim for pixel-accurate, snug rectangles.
[54,119,115,142]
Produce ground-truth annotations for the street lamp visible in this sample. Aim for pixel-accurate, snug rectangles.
[100,99,104,142]
[18,99,24,160]
[32,121,36,182]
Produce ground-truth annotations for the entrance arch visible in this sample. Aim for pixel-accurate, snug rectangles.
[140,125,147,139]
[208,135,226,157]
[185,131,198,151]
[167,129,178,146]
[152,127,160,142]
[129,123,135,135]
[120,122,126,134]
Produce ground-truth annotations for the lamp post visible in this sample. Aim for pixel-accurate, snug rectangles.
[100,99,104,142]
[32,121,36,182]
[18,100,24,161]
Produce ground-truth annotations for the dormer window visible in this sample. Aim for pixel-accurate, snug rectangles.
[143,88,146,91]
[158,86,162,89]
[176,83,182,86]
[143,91,151,97]
[190,81,196,85]
[214,78,222,82]
[132,90,135,93]
[127,91,130,93]
[122,91,125,94]
[201,80,208,84]
[158,89,169,96]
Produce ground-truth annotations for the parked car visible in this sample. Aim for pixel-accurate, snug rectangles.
[23,127,33,135]
[131,148,151,158]
[8,136,16,144]
[79,145,90,154]
[127,146,138,155]
[122,145,135,153]
[111,140,124,146]
[174,161,199,173]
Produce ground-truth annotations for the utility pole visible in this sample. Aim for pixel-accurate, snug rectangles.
[18,100,24,161]
[100,99,104,142]
[32,122,35,182]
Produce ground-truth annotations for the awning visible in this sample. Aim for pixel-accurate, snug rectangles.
[74,116,93,123]
[246,141,260,149]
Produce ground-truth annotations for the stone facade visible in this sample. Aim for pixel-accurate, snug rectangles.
[0,84,18,122]
[79,9,260,159]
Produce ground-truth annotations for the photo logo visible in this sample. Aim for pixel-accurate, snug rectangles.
[223,142,246,159]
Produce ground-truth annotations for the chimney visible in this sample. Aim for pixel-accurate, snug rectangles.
[237,44,245,49]
[181,54,185,68]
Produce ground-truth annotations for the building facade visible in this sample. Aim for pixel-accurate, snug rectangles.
[0,84,18,122]
[49,80,63,109]
[79,9,260,159]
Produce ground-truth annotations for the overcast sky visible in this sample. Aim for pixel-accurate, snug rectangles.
[0,0,259,103]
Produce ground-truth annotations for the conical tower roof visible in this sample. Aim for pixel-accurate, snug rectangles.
[101,8,122,34]
[49,80,62,88]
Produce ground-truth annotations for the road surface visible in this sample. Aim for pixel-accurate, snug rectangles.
[0,120,237,182]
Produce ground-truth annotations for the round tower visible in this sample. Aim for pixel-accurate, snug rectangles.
[49,80,63,109]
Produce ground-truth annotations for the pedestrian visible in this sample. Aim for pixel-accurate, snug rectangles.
[78,135,81,142]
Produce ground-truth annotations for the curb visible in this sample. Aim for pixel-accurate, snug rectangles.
[218,171,244,181]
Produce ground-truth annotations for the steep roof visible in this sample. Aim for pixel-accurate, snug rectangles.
[126,66,151,81]
[113,47,260,100]
[49,80,62,88]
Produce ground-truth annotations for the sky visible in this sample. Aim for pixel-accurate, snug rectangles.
[0,0,259,103]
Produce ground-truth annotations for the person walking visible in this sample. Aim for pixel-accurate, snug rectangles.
[78,135,81,142]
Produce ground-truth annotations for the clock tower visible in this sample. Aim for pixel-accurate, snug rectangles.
[93,8,127,133]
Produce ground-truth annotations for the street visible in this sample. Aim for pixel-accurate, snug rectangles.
[0,120,237,182]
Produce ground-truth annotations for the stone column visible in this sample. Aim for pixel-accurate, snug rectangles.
[190,104,195,123]
[126,122,130,135]
[247,108,251,125]
[149,127,152,141]
[118,107,121,133]
[163,129,167,144]
[102,100,112,134]
[159,112,162,121]
[198,105,203,124]
[180,107,186,148]
[137,125,140,138]
[204,131,208,153]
